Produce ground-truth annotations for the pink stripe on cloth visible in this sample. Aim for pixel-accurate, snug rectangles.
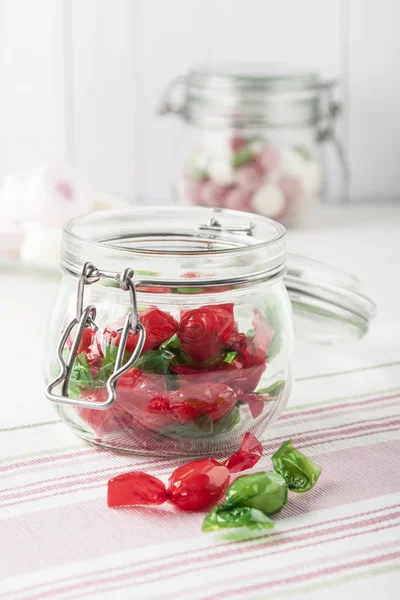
[2,413,399,508]
[3,410,398,503]
[279,392,400,421]
[2,424,399,511]
[2,420,400,510]
[2,392,397,475]
[1,439,399,583]
[199,550,400,600]
[264,416,400,450]
[274,398,400,429]
[9,502,400,600]
[29,525,400,600]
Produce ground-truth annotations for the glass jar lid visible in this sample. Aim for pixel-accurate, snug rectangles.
[160,63,335,127]
[285,253,376,342]
[62,207,375,342]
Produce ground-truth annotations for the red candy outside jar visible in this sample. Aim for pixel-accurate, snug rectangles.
[107,433,263,511]
[44,207,375,456]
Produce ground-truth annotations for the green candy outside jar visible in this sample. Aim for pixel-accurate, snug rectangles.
[225,471,288,515]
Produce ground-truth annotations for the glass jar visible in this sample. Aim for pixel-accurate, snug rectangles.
[160,64,346,227]
[44,207,374,457]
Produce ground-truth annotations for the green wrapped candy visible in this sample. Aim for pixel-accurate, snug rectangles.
[202,504,275,532]
[231,145,254,169]
[256,380,286,396]
[134,348,174,375]
[272,439,322,493]
[225,471,288,515]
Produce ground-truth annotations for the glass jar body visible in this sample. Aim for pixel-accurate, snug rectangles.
[174,121,322,228]
[44,275,294,456]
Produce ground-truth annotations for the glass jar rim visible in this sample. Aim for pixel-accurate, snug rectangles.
[60,207,375,343]
[61,206,287,285]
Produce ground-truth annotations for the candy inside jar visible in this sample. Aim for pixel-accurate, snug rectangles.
[178,132,322,226]
[63,300,289,455]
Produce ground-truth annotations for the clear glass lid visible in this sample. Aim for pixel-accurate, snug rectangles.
[63,207,375,343]
[285,253,376,343]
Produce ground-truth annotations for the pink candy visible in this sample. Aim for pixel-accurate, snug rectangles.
[224,188,252,212]
[235,162,264,191]
[279,175,302,202]
[231,135,248,152]
[258,146,282,173]
[201,181,231,207]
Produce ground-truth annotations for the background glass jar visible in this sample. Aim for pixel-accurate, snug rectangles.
[44,207,374,457]
[160,64,346,227]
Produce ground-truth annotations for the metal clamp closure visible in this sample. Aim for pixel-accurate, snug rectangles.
[198,217,255,237]
[45,262,146,410]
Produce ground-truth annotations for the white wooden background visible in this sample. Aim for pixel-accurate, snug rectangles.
[0,0,398,204]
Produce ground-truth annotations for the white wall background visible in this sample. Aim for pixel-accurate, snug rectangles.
[0,0,398,204]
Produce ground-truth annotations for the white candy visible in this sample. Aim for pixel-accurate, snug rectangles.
[20,222,62,269]
[251,183,286,218]
[280,148,306,179]
[208,159,234,185]
[249,139,264,154]
[189,149,209,174]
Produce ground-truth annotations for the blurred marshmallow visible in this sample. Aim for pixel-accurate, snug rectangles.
[208,159,234,185]
[280,148,306,179]
[23,164,93,228]
[20,222,62,269]
[0,220,24,260]
[251,183,286,218]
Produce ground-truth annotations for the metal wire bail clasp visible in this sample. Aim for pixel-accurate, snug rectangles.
[45,263,146,410]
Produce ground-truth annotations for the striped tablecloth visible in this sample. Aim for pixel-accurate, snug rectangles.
[1,358,399,599]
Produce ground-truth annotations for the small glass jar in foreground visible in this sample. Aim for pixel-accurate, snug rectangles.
[44,207,375,457]
[44,207,294,456]
[160,64,346,227]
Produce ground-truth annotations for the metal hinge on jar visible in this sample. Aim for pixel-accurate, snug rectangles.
[45,262,146,410]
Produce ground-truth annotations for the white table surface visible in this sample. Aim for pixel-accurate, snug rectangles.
[0,204,399,430]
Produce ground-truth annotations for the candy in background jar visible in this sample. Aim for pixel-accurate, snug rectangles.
[177,133,322,227]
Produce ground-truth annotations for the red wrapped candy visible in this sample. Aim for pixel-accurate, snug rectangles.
[104,308,178,354]
[107,472,168,507]
[224,432,263,473]
[168,459,230,511]
[178,304,234,363]
[107,433,263,511]
[72,302,275,441]
[240,393,266,419]
[67,327,103,378]
[76,388,128,437]
[168,382,238,424]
